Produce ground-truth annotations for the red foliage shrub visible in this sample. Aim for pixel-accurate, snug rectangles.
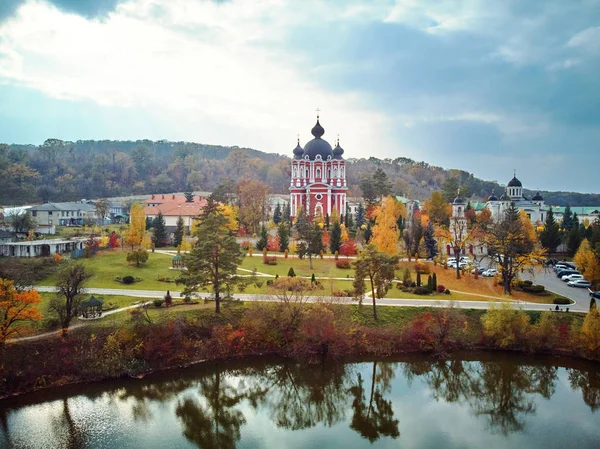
[108,231,120,248]
[267,235,281,252]
[240,240,253,250]
[437,285,446,293]
[340,239,358,256]
[336,260,351,269]
[263,256,278,265]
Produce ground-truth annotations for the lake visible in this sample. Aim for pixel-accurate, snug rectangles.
[1,352,599,448]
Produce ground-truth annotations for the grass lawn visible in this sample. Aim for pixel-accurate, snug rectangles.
[240,255,354,278]
[38,250,181,291]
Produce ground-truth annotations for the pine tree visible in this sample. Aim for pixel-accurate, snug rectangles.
[562,205,573,231]
[152,212,168,247]
[273,203,282,224]
[416,271,422,287]
[311,273,316,284]
[325,213,330,229]
[567,227,582,257]
[356,203,366,227]
[346,204,354,230]
[330,220,342,254]
[174,215,185,248]
[288,267,296,277]
[277,222,289,252]
[539,208,561,257]
[364,222,373,244]
[256,224,268,250]
[295,212,324,269]
[432,273,437,291]
[423,221,438,259]
[177,197,244,314]
[427,275,433,291]
[283,203,291,224]
[184,185,194,202]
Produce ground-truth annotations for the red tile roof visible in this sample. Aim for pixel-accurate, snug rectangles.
[144,194,207,217]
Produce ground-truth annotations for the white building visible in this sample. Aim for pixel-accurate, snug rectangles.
[486,175,549,224]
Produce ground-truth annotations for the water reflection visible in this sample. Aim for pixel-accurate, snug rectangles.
[1,355,599,449]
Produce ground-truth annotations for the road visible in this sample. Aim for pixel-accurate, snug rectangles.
[522,267,592,312]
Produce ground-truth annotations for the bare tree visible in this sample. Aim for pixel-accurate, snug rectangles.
[50,262,92,335]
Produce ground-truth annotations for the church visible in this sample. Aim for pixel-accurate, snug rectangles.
[289,116,348,220]
[485,174,549,223]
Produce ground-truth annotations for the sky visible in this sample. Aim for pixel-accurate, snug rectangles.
[0,0,599,193]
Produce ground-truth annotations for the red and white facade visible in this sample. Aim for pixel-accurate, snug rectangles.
[290,118,347,220]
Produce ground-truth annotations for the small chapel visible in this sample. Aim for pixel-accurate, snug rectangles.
[289,115,348,220]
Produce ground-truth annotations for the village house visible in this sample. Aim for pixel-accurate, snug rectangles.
[28,201,98,234]
[144,194,207,232]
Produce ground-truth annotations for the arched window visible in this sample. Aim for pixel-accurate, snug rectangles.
[305,168,309,178]
[458,207,462,214]
[333,167,338,177]
[316,168,321,178]
[292,166,297,178]
[341,167,345,177]
[327,169,331,178]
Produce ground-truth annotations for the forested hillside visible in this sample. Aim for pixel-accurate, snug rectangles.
[1,139,598,206]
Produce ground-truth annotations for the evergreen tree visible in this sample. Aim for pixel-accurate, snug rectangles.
[427,275,433,291]
[346,204,354,229]
[177,197,244,314]
[145,216,154,230]
[562,205,574,230]
[423,221,438,259]
[356,203,366,227]
[287,267,296,277]
[295,212,324,269]
[174,215,185,247]
[184,185,194,202]
[573,212,580,229]
[432,273,437,291]
[364,221,373,244]
[373,167,392,199]
[311,273,316,284]
[152,212,168,247]
[567,227,583,257]
[416,271,422,287]
[282,202,291,224]
[330,220,342,254]
[273,203,282,224]
[325,213,330,229]
[539,208,562,257]
[256,224,268,250]
[277,222,289,252]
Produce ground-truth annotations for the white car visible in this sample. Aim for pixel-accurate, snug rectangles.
[562,274,584,282]
[449,261,468,269]
[568,279,592,288]
[482,268,498,277]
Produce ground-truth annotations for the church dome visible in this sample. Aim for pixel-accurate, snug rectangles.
[488,194,498,201]
[333,139,344,160]
[302,119,333,160]
[293,138,304,159]
[500,194,507,201]
[508,176,522,187]
[532,192,544,201]
[453,195,465,205]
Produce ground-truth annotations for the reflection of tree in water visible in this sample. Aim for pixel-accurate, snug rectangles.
[404,358,558,435]
[253,362,351,430]
[175,366,268,449]
[569,368,600,412]
[348,361,400,443]
[51,398,87,449]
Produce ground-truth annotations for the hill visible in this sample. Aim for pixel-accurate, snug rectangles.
[1,139,598,207]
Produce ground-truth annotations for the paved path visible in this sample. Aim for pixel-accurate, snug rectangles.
[33,286,582,312]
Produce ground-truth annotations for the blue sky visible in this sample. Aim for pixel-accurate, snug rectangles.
[1,0,599,192]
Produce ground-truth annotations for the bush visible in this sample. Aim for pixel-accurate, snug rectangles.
[523,284,546,294]
[414,263,430,274]
[437,284,446,293]
[336,260,351,269]
[414,286,432,295]
[288,267,296,277]
[445,289,451,294]
[153,299,164,308]
[240,240,252,250]
[263,256,278,265]
[122,275,135,284]
[553,297,571,305]
[266,279,274,286]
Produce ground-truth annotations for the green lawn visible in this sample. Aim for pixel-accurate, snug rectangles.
[38,250,181,291]
[240,255,354,278]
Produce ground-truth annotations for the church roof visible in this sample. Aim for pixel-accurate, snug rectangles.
[532,192,544,201]
[293,140,304,159]
[453,195,466,205]
[333,139,344,160]
[507,176,522,187]
[302,118,334,161]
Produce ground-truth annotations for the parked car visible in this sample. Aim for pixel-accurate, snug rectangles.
[562,274,584,282]
[558,261,577,270]
[471,267,486,275]
[482,268,498,277]
[568,279,592,288]
[589,289,600,300]
[556,269,579,279]
[554,264,568,272]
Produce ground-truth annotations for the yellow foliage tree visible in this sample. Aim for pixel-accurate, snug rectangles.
[581,308,600,352]
[219,204,239,232]
[422,191,452,226]
[371,195,406,255]
[574,238,600,288]
[340,223,349,242]
[519,210,538,243]
[0,279,43,345]
[126,202,146,249]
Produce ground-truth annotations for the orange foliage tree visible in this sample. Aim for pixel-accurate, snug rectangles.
[0,279,43,346]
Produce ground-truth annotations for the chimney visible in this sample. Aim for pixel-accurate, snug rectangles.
[152,194,155,200]
[172,194,175,200]
[162,194,165,199]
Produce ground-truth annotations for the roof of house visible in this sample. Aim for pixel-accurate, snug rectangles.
[0,229,13,239]
[29,202,96,212]
[551,206,600,216]
[144,194,207,217]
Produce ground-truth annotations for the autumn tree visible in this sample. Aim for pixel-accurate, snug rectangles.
[0,279,43,346]
[50,262,92,335]
[353,244,399,320]
[177,198,244,314]
[539,208,561,257]
[174,215,185,248]
[574,239,600,288]
[476,207,493,231]
[127,248,149,267]
[436,213,483,280]
[371,196,405,256]
[94,199,109,224]
[237,180,269,233]
[485,203,544,294]
[126,202,146,249]
[422,191,451,227]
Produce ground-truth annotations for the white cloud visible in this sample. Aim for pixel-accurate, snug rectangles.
[0,0,392,156]
[567,25,600,53]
